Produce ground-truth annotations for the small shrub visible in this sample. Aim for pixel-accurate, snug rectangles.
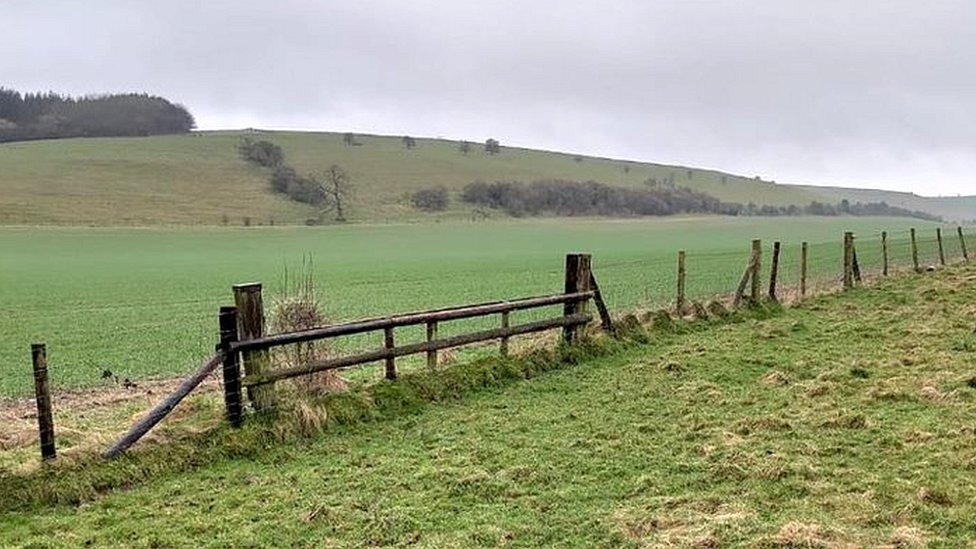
[410,187,449,212]
[238,138,284,168]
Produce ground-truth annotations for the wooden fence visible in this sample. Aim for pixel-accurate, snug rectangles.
[23,227,972,460]
[102,253,612,457]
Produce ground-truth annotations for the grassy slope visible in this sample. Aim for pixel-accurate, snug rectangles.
[0,131,825,225]
[0,216,944,397]
[799,185,976,223]
[2,130,973,225]
[3,263,976,546]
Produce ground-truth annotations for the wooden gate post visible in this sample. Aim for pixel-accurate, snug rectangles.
[233,283,276,411]
[800,242,808,297]
[936,228,946,266]
[910,228,920,272]
[563,253,592,344]
[768,241,781,301]
[31,344,56,460]
[218,307,243,427]
[881,231,889,276]
[843,232,854,289]
[959,227,969,261]
[750,239,762,303]
[676,250,686,314]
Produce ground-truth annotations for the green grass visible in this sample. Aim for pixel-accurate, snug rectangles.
[0,216,949,397]
[0,130,929,226]
[2,261,975,546]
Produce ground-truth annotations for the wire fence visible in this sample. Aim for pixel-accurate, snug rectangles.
[2,225,972,467]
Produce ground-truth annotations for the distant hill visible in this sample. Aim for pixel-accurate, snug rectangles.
[796,185,976,223]
[0,130,971,225]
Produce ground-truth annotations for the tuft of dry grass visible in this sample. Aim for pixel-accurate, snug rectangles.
[269,255,347,395]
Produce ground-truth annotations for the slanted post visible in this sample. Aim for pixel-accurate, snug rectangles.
[563,253,592,344]
[218,307,243,427]
[384,326,396,379]
[843,232,854,289]
[851,237,862,283]
[426,321,438,368]
[800,242,808,297]
[676,250,686,314]
[768,241,781,301]
[936,228,946,266]
[733,240,759,307]
[881,231,889,276]
[233,283,276,411]
[500,310,510,357]
[959,227,969,261]
[910,228,920,272]
[750,239,762,303]
[31,344,56,461]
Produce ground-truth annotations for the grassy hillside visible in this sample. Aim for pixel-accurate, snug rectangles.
[2,130,972,225]
[799,185,976,223]
[3,263,976,545]
[0,131,825,225]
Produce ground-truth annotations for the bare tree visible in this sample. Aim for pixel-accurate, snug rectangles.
[458,140,471,155]
[402,135,416,149]
[317,164,353,221]
[342,132,356,146]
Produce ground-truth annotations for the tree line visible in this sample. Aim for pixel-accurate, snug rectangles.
[458,180,942,221]
[238,138,351,222]
[0,88,195,142]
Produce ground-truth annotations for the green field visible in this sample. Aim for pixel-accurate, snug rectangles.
[4,131,972,226]
[3,258,975,546]
[0,216,953,397]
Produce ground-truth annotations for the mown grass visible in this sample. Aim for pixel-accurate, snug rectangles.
[0,131,826,226]
[0,216,947,396]
[2,263,975,546]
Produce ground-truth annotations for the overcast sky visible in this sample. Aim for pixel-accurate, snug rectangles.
[3,1,974,196]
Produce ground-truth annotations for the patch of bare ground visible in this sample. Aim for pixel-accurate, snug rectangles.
[0,374,222,462]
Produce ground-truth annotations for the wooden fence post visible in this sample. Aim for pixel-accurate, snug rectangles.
[843,232,854,289]
[936,228,946,266]
[800,242,808,297]
[31,344,56,461]
[500,310,510,357]
[218,306,243,427]
[910,228,920,272]
[676,250,686,314]
[881,231,889,276]
[384,326,396,379]
[958,227,969,261]
[750,239,762,303]
[563,253,592,343]
[768,242,781,301]
[426,321,438,368]
[233,283,276,411]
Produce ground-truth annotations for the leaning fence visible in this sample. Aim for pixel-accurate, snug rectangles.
[12,225,974,463]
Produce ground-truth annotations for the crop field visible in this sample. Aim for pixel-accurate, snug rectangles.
[3,253,976,546]
[0,215,953,397]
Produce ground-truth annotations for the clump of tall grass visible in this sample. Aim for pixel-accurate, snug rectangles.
[270,255,347,395]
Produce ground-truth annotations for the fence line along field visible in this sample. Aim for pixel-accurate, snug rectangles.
[0,215,947,397]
